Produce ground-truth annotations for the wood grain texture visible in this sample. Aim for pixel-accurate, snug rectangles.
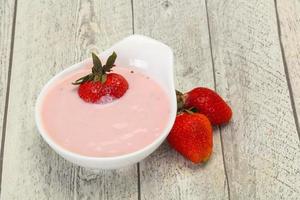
[0,0,14,152]
[133,1,229,199]
[276,0,300,133]
[206,0,300,199]
[0,0,138,199]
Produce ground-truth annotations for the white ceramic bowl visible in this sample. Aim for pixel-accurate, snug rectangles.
[35,35,177,169]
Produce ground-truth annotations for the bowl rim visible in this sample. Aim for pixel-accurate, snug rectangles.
[35,34,177,162]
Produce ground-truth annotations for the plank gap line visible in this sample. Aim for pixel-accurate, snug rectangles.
[219,131,231,200]
[204,0,231,199]
[131,0,135,35]
[131,1,141,200]
[274,0,300,141]
[137,163,141,200]
[0,0,18,192]
[73,166,79,200]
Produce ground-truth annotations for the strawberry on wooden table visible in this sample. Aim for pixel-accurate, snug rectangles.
[168,112,213,163]
[168,87,232,163]
[73,52,128,103]
[177,87,232,125]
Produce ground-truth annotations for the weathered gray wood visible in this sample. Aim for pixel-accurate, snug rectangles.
[276,0,300,133]
[0,1,138,199]
[0,0,15,152]
[134,1,228,199]
[207,0,300,199]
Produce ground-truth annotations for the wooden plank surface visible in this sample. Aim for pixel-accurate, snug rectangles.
[0,1,138,199]
[0,0,15,153]
[1,0,300,199]
[206,0,300,199]
[276,0,300,133]
[133,1,229,199]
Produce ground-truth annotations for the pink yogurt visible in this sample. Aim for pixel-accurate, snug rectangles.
[40,66,171,157]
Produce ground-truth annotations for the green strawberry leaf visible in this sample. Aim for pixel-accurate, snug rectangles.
[72,74,93,85]
[103,52,117,72]
[92,52,103,72]
[106,52,117,67]
[72,52,118,85]
[101,74,107,83]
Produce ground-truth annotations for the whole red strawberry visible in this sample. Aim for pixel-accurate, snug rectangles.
[178,87,232,125]
[168,112,213,163]
[73,52,128,103]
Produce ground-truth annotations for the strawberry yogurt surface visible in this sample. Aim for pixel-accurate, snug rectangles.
[40,66,171,157]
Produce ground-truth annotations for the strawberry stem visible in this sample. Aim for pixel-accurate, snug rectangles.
[176,90,184,111]
[72,52,117,85]
[176,90,198,114]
